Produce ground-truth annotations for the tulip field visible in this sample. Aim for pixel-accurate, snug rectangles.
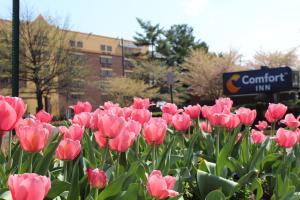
[0,96,299,200]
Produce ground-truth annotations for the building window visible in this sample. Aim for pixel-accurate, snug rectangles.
[69,40,75,47]
[100,56,112,67]
[101,69,113,77]
[107,45,112,52]
[100,45,106,51]
[77,41,83,48]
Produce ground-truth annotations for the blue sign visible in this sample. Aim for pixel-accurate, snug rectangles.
[223,67,297,95]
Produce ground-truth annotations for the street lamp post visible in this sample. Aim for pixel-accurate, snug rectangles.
[12,0,20,97]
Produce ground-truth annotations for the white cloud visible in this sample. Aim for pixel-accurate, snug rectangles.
[178,0,208,17]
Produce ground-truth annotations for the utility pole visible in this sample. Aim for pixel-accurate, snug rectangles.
[121,38,125,76]
[12,0,20,97]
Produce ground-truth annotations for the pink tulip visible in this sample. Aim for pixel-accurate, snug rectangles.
[162,113,173,125]
[265,103,287,122]
[58,126,69,135]
[16,122,49,153]
[143,118,167,145]
[250,129,265,144]
[56,139,81,160]
[132,97,150,109]
[2,96,26,123]
[71,101,92,114]
[147,170,178,199]
[36,110,52,123]
[101,101,119,110]
[236,107,256,125]
[109,128,136,152]
[280,113,300,128]
[72,112,92,128]
[8,173,51,200]
[161,103,178,115]
[63,124,84,141]
[94,130,107,148]
[0,100,17,131]
[106,106,124,117]
[215,97,233,112]
[90,109,105,130]
[255,121,268,131]
[235,132,242,143]
[184,104,201,119]
[222,114,240,129]
[199,122,212,133]
[172,113,192,131]
[296,129,300,142]
[97,114,126,139]
[208,113,230,126]
[125,120,141,138]
[131,109,151,125]
[86,168,107,189]
[123,107,132,120]
[275,128,298,148]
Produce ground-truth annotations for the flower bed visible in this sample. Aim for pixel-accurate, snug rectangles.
[0,96,299,200]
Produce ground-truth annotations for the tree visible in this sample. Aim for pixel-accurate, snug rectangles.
[249,49,299,68]
[130,60,184,104]
[0,12,85,112]
[101,77,159,106]
[134,18,162,59]
[181,49,242,101]
[156,24,208,66]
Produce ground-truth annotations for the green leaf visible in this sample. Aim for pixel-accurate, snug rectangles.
[47,180,71,198]
[0,190,12,200]
[118,183,139,200]
[83,132,97,167]
[67,158,80,200]
[196,170,237,198]
[34,135,62,175]
[216,127,239,177]
[234,170,258,193]
[249,138,269,171]
[250,178,263,200]
[158,137,175,171]
[97,173,127,200]
[205,189,226,200]
[184,132,200,168]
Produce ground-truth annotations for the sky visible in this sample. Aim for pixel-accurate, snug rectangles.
[1,0,300,62]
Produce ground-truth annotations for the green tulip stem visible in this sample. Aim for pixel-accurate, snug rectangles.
[8,130,12,160]
[216,128,220,159]
[94,188,99,200]
[29,153,34,173]
[63,161,68,182]
[152,144,156,170]
[116,152,121,177]
[101,139,109,169]
[18,150,23,174]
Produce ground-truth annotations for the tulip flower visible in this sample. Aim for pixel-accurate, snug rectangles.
[235,132,242,143]
[0,100,17,131]
[215,97,233,112]
[199,122,212,133]
[208,113,230,126]
[109,129,136,152]
[94,130,107,148]
[16,123,49,153]
[265,103,287,122]
[222,114,240,129]
[101,101,119,110]
[184,104,201,119]
[63,124,84,141]
[56,139,81,160]
[97,114,126,139]
[58,126,69,135]
[147,170,178,199]
[1,96,26,123]
[131,109,151,125]
[274,128,298,148]
[125,120,141,138]
[172,113,192,132]
[250,129,266,144]
[143,118,167,145]
[86,168,107,189]
[71,101,92,114]
[123,107,132,120]
[255,121,268,131]
[72,112,92,128]
[8,173,51,200]
[161,103,178,115]
[236,107,256,125]
[132,97,150,109]
[36,110,52,123]
[162,113,173,125]
[280,113,300,128]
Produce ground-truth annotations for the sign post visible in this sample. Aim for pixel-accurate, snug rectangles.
[167,72,175,103]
